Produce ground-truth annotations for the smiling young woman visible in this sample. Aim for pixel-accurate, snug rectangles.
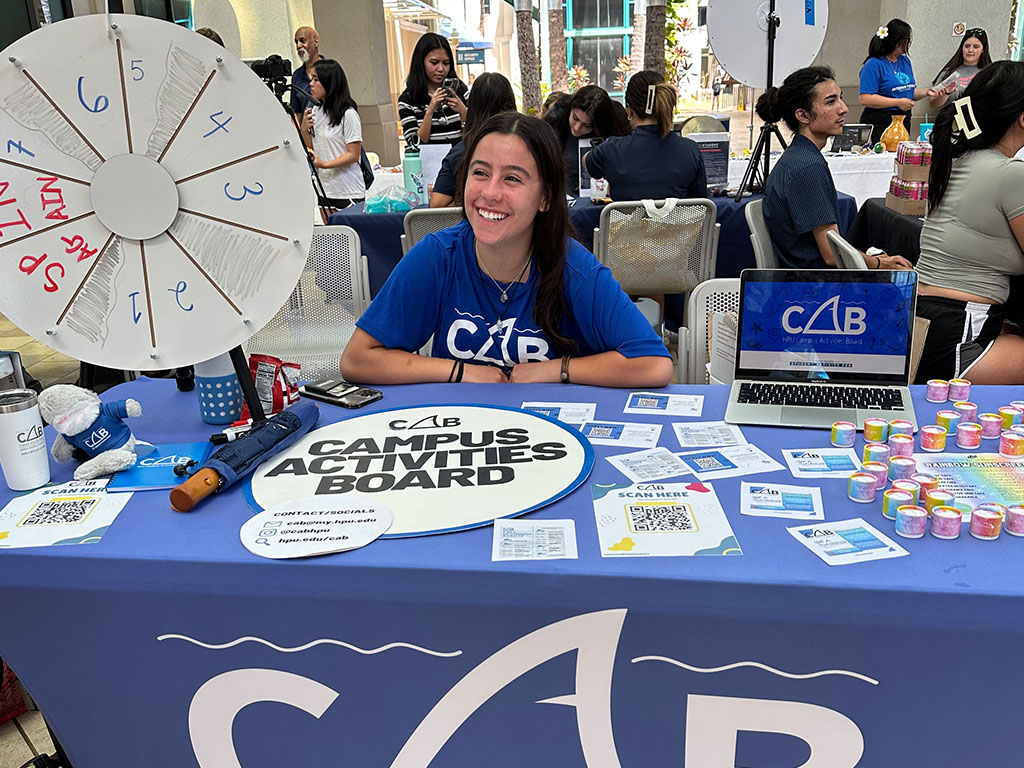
[340,113,673,388]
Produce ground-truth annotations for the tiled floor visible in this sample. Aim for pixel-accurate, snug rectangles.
[0,710,56,766]
[0,313,80,390]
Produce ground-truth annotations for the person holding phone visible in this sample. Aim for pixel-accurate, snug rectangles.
[542,85,630,193]
[341,113,673,388]
[929,28,992,109]
[398,33,468,146]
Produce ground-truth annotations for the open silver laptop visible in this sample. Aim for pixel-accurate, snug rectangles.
[724,269,918,430]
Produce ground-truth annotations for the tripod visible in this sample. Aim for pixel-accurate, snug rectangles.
[734,0,788,201]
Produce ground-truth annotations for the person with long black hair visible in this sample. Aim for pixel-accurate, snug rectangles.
[430,72,517,208]
[915,61,1024,384]
[397,33,468,146]
[299,59,364,209]
[929,27,992,109]
[543,85,630,193]
[858,19,937,144]
[341,113,672,387]
[584,70,706,201]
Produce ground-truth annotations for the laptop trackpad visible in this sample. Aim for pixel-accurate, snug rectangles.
[780,407,845,427]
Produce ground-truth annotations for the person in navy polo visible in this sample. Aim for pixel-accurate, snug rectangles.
[759,66,913,271]
[583,70,707,202]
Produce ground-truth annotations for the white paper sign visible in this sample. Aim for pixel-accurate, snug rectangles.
[624,391,704,417]
[740,481,824,520]
[674,444,784,481]
[673,420,747,449]
[606,447,691,483]
[491,518,578,561]
[521,401,596,424]
[240,495,392,559]
[592,481,740,557]
[782,448,862,478]
[580,421,662,448]
[787,517,908,566]
[0,479,130,549]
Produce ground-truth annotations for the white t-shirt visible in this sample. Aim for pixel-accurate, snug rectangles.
[312,106,364,200]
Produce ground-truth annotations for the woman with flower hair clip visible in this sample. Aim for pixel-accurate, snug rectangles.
[914,61,1024,385]
[858,19,939,144]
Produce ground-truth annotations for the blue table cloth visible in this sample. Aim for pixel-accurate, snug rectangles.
[1,378,1020,768]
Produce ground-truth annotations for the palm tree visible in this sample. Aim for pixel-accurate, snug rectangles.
[643,0,666,76]
[516,0,542,111]
[548,0,568,92]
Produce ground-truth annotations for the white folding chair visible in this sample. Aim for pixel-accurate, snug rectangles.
[679,278,740,385]
[400,207,464,254]
[593,198,720,332]
[744,198,779,269]
[826,230,869,270]
[245,225,370,382]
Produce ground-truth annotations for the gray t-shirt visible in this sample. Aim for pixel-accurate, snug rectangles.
[945,64,980,100]
[918,149,1024,303]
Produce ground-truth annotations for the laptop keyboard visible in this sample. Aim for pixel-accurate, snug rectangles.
[737,382,906,410]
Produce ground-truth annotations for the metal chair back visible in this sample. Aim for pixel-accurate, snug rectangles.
[744,198,779,269]
[826,230,868,270]
[681,278,741,384]
[401,207,464,254]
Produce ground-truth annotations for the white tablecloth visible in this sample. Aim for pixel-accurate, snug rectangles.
[728,152,894,208]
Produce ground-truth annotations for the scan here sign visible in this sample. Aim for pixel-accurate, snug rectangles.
[247,405,594,537]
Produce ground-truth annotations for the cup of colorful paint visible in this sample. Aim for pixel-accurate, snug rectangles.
[889,433,915,458]
[999,432,1024,458]
[831,421,857,447]
[895,505,928,538]
[888,456,916,481]
[1010,400,1024,411]
[882,489,914,520]
[999,406,1023,428]
[848,472,878,503]
[1005,505,1024,537]
[953,401,978,424]
[935,410,961,432]
[863,417,889,443]
[979,413,1004,438]
[970,505,1004,540]
[911,473,939,494]
[956,422,983,449]
[863,442,890,464]
[891,478,921,504]
[925,379,949,403]
[947,379,971,401]
[888,419,914,437]
[1012,424,1024,436]
[930,506,962,539]
[924,488,955,514]
[919,425,947,452]
[862,461,889,490]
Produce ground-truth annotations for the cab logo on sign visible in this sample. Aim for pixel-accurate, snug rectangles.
[140,455,188,467]
[388,414,460,430]
[782,295,866,336]
[16,424,43,443]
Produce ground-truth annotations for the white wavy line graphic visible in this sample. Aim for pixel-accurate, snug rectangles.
[157,634,462,658]
[453,308,487,321]
[631,655,878,685]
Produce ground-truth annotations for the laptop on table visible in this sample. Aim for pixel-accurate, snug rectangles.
[724,269,918,430]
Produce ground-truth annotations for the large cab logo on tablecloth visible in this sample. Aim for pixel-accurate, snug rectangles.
[246,404,593,537]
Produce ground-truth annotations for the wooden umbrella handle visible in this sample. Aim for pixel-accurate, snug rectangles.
[169,468,222,512]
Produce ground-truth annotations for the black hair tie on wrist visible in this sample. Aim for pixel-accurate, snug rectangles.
[447,358,459,383]
[455,360,465,383]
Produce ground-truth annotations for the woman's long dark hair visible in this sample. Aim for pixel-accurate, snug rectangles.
[933,29,992,84]
[314,59,357,127]
[455,112,577,354]
[928,60,1024,212]
[863,18,912,63]
[463,72,517,136]
[755,65,835,134]
[547,85,630,144]
[404,33,458,104]
[625,70,677,138]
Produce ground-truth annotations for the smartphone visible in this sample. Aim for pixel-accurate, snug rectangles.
[442,76,457,94]
[299,378,383,409]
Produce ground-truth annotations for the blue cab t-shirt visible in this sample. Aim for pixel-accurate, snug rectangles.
[859,55,916,110]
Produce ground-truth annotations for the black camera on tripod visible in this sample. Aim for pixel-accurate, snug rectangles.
[247,54,292,105]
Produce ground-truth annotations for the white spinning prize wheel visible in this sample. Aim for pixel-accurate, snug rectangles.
[0,14,314,370]
[707,0,829,88]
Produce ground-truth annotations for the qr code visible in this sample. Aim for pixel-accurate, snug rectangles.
[21,498,95,526]
[635,397,661,408]
[693,456,725,471]
[589,426,614,438]
[626,503,696,532]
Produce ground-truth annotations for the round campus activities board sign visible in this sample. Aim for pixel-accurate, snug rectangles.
[246,405,595,537]
[0,14,313,370]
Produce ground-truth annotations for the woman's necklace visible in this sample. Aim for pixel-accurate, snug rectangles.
[477,251,532,304]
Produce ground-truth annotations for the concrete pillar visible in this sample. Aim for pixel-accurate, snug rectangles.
[310,0,401,164]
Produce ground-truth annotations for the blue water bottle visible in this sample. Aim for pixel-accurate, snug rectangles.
[403,141,424,205]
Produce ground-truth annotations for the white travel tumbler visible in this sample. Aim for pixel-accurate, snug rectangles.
[0,389,51,491]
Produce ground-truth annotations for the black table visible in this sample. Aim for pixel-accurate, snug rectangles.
[846,197,923,263]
